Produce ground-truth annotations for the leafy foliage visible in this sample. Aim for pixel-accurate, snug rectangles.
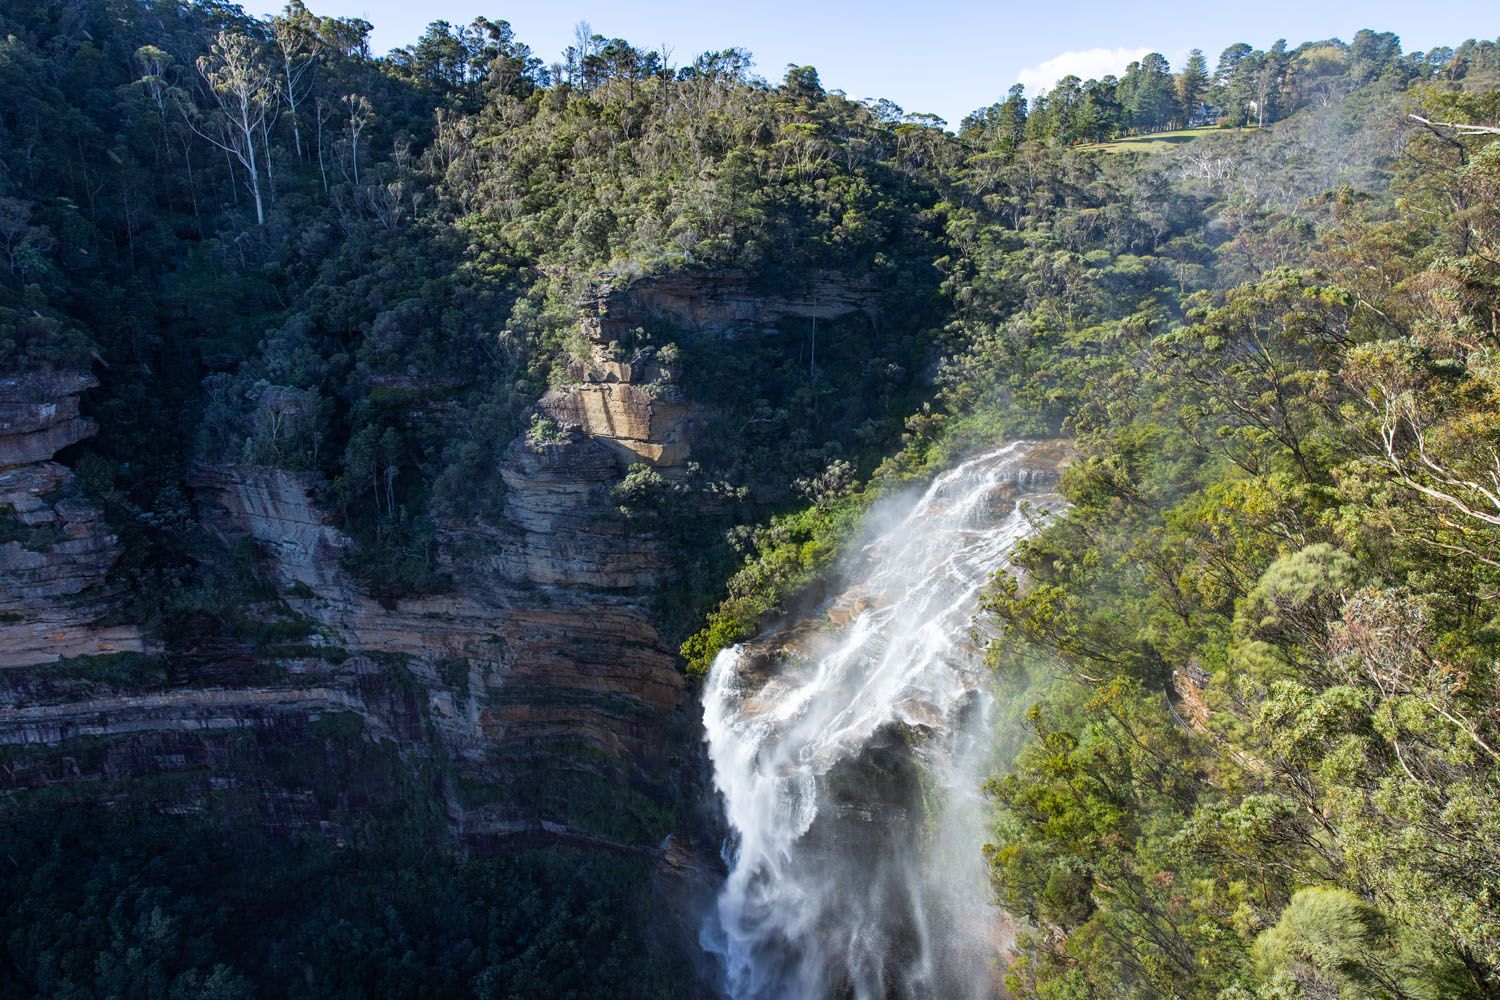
[968,78,1500,1000]
[0,801,689,1000]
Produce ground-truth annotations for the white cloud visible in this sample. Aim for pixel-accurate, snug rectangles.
[1016,47,1153,95]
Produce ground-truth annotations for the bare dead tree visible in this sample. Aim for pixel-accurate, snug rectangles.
[1408,114,1500,136]
[1373,391,1500,529]
[343,93,372,184]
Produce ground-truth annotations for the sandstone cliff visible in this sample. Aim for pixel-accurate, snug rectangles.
[1,270,880,865]
[537,269,879,471]
[0,372,143,668]
[581,268,879,341]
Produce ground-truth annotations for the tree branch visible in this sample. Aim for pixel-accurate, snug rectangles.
[1408,114,1500,136]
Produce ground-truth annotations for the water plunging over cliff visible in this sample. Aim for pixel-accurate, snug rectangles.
[700,442,1065,999]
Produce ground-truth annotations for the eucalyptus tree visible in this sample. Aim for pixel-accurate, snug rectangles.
[190,30,278,224]
[271,0,322,161]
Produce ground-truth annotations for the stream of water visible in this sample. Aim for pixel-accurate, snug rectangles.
[700,442,1063,999]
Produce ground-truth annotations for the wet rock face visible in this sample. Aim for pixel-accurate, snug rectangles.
[701,441,1072,997]
[0,372,143,668]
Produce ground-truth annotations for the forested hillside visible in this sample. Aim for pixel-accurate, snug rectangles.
[968,87,1500,1000]
[941,53,1500,1000]
[1,1,1498,997]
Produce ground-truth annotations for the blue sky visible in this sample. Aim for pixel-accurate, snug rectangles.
[242,0,1497,126]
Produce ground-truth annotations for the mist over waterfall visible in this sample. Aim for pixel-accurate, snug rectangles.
[700,442,1066,1000]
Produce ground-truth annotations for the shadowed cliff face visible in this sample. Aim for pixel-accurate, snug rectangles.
[0,270,886,1000]
[0,372,144,667]
[582,270,882,344]
[1,270,881,855]
[159,280,714,847]
[186,441,684,831]
[540,268,881,470]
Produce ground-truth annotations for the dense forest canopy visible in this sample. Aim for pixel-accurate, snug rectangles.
[2,1,1500,997]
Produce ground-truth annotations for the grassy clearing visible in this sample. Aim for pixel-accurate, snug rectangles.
[1084,126,1259,153]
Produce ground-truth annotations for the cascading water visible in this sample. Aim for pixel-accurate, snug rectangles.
[700,441,1064,1000]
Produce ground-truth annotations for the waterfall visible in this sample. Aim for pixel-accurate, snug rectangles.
[699,442,1064,1000]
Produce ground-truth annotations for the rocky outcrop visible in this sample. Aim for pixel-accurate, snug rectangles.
[537,269,879,472]
[1170,661,1212,731]
[0,685,369,747]
[539,373,692,468]
[0,372,143,668]
[539,328,695,471]
[581,269,879,342]
[0,372,96,464]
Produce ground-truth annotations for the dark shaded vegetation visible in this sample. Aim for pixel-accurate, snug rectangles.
[0,801,688,999]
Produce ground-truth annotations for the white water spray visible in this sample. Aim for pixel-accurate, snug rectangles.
[701,442,1064,999]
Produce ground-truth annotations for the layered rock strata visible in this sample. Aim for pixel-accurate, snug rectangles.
[0,372,143,667]
[581,268,879,341]
[3,271,880,854]
[542,269,878,469]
